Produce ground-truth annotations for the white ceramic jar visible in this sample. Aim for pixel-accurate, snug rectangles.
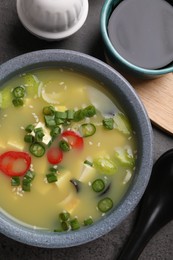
[16,0,89,40]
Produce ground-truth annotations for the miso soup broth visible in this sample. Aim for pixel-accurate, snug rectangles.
[0,68,137,231]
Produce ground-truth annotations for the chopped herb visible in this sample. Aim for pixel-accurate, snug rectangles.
[50,126,61,139]
[44,115,56,127]
[43,106,55,116]
[83,105,96,117]
[70,218,80,230]
[83,217,93,226]
[11,176,20,186]
[66,110,74,120]
[61,221,70,231]
[22,178,31,192]
[55,111,67,119]
[59,211,70,221]
[34,128,44,142]
[74,109,85,122]
[24,134,35,143]
[49,167,58,174]
[25,124,35,133]
[59,140,70,152]
[24,170,35,181]
[46,172,57,183]
[55,118,65,125]
[102,118,114,130]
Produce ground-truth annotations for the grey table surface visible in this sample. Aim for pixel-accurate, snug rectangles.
[0,0,173,259]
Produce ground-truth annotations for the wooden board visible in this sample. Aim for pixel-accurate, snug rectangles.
[124,73,173,135]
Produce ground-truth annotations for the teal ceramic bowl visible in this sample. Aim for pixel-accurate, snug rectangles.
[100,0,173,78]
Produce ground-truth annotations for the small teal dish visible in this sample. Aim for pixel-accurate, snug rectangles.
[100,0,173,78]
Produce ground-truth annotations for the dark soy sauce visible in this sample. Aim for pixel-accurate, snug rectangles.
[108,0,173,69]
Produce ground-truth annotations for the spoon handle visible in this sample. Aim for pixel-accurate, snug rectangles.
[116,209,160,260]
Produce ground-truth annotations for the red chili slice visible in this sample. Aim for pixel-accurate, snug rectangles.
[0,151,31,177]
[61,130,84,149]
[47,147,63,165]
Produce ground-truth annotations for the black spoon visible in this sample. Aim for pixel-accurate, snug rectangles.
[116,149,173,260]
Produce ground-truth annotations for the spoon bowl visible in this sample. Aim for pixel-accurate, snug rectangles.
[117,149,173,260]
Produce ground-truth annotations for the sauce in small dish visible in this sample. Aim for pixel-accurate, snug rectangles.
[108,0,173,69]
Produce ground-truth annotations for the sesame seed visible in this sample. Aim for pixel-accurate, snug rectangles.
[59,81,65,85]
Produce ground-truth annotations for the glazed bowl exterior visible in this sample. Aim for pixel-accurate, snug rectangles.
[0,49,153,248]
[100,0,173,78]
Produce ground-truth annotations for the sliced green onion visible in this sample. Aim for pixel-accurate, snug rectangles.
[43,106,55,116]
[25,124,35,133]
[34,129,44,142]
[44,115,56,127]
[24,170,35,181]
[59,140,70,152]
[92,179,105,192]
[102,118,114,130]
[11,176,20,186]
[12,86,25,98]
[55,118,65,125]
[74,109,85,122]
[70,218,80,230]
[29,142,45,157]
[66,110,74,120]
[59,211,70,221]
[24,134,35,143]
[83,105,96,117]
[98,197,113,213]
[12,98,24,107]
[46,173,57,183]
[22,178,31,192]
[61,221,70,231]
[49,167,58,174]
[55,111,67,119]
[79,123,96,137]
[50,126,61,139]
[83,217,93,226]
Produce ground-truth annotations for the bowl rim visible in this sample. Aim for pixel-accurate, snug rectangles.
[100,0,173,76]
[0,49,153,248]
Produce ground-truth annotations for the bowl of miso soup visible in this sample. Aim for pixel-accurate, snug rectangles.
[0,49,153,248]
